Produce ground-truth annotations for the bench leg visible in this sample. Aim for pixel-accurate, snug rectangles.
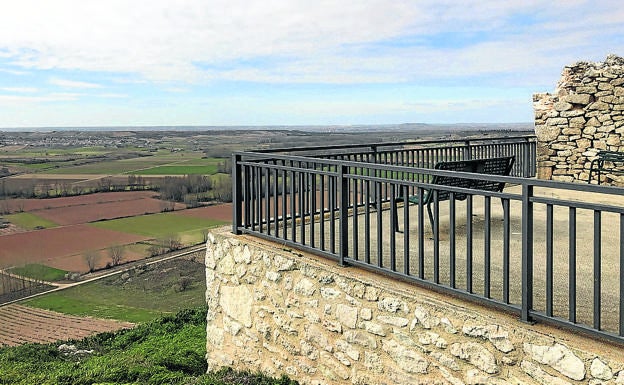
[427,202,434,230]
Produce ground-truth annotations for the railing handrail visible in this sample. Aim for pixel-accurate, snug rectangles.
[236,150,624,197]
[245,134,536,154]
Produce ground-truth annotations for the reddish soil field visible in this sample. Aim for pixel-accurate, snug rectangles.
[175,203,232,223]
[0,224,149,270]
[35,198,185,226]
[1,191,161,213]
[0,304,134,347]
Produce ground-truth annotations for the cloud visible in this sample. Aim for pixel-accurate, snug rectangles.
[0,93,80,103]
[0,87,37,93]
[49,77,103,89]
[0,1,620,87]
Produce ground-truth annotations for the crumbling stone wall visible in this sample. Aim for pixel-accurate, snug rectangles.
[533,54,624,185]
[206,232,624,384]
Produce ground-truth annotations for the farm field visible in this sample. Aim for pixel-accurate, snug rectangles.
[90,212,226,245]
[176,203,233,222]
[33,197,184,226]
[0,304,134,347]
[0,224,150,271]
[1,191,160,213]
[3,212,57,230]
[24,257,207,323]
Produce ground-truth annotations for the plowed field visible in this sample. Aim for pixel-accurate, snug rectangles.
[175,203,232,222]
[35,198,185,225]
[0,304,134,347]
[2,191,161,213]
[0,224,149,270]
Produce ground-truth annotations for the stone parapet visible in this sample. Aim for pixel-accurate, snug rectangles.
[533,54,624,185]
[205,232,624,384]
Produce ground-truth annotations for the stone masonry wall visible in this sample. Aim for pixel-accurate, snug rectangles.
[206,232,624,385]
[533,54,624,185]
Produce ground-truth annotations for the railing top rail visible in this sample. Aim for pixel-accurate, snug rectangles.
[243,134,536,154]
[235,150,624,197]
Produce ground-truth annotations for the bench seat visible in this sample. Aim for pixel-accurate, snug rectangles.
[392,156,515,232]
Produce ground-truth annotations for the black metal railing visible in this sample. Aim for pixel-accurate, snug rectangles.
[232,135,624,344]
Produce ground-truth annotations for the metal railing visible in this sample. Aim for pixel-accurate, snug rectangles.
[232,135,624,344]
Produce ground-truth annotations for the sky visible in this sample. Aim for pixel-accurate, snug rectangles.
[0,1,623,128]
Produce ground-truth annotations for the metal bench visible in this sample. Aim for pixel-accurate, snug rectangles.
[588,150,624,184]
[392,156,515,232]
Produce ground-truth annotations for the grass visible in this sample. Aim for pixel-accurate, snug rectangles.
[8,264,67,282]
[5,212,58,230]
[0,307,298,385]
[91,212,226,239]
[131,164,218,175]
[24,258,208,323]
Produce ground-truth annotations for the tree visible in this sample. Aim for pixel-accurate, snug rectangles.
[84,251,99,273]
[108,245,125,266]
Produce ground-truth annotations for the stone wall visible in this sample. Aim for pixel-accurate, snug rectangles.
[205,231,624,385]
[533,54,624,185]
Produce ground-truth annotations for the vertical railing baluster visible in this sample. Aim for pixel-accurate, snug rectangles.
[620,214,624,336]
[521,184,534,323]
[352,175,359,261]
[433,191,440,284]
[449,193,456,288]
[546,204,554,316]
[232,154,242,234]
[503,198,510,303]
[273,165,279,237]
[319,173,325,250]
[265,166,271,236]
[484,196,491,298]
[377,181,383,268]
[418,187,425,279]
[290,169,296,242]
[329,175,335,254]
[365,178,371,264]
[466,195,473,293]
[390,184,396,271]
[256,166,262,232]
[569,207,577,323]
[299,170,305,245]
[339,165,349,266]
[403,186,410,275]
[282,164,287,241]
[594,210,602,330]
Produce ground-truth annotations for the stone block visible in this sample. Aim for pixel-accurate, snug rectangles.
[523,342,585,381]
[588,101,610,110]
[554,101,573,111]
[562,93,592,104]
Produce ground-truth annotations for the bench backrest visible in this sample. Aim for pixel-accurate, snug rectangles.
[427,156,515,202]
[598,150,624,162]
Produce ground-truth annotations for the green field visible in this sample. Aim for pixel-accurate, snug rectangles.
[5,212,57,230]
[8,264,67,282]
[25,259,207,323]
[131,164,218,175]
[91,212,226,241]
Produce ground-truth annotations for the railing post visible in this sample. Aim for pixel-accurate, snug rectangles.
[232,153,243,235]
[463,140,471,160]
[523,139,531,178]
[339,164,349,267]
[521,183,534,322]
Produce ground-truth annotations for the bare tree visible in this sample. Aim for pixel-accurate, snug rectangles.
[165,235,182,251]
[108,245,125,266]
[202,229,210,243]
[84,251,99,273]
